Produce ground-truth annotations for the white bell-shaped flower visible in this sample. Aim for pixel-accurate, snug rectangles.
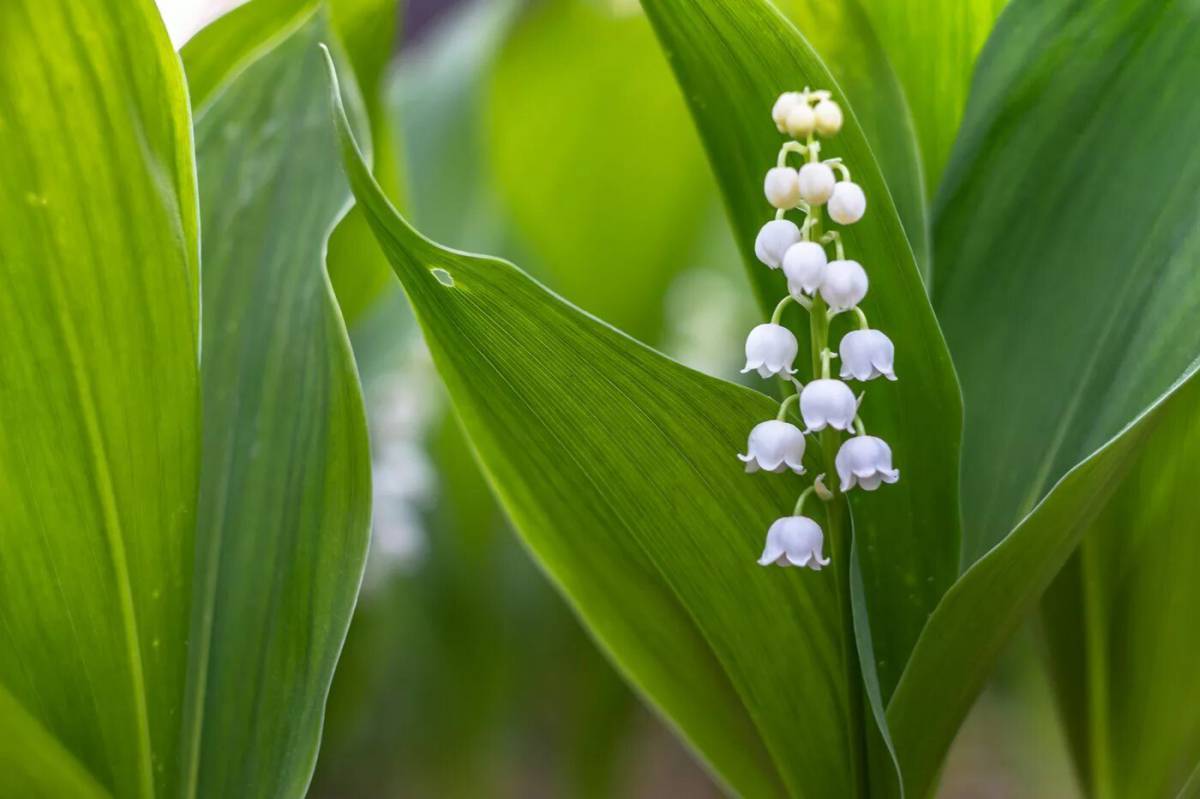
[819,259,868,312]
[835,435,900,491]
[758,516,830,570]
[741,323,798,379]
[782,240,827,296]
[839,329,897,381]
[738,420,806,474]
[772,91,805,133]
[814,99,843,136]
[785,103,816,138]
[754,219,801,269]
[764,167,801,209]
[797,162,835,205]
[799,378,857,431]
[828,181,866,225]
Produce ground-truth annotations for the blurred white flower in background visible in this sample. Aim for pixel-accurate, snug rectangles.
[362,338,442,589]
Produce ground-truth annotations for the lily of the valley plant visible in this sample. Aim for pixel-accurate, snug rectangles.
[747,89,898,570]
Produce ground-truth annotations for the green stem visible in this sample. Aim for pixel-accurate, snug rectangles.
[776,393,798,422]
[853,416,866,437]
[852,306,870,331]
[777,140,807,168]
[792,483,817,516]
[807,207,867,796]
[770,295,793,325]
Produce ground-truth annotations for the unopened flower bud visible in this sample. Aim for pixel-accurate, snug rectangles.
[799,379,857,431]
[782,240,827,296]
[785,103,816,138]
[813,99,843,136]
[828,181,866,225]
[835,435,899,491]
[772,92,805,133]
[839,329,896,381]
[739,420,806,474]
[758,516,830,569]
[741,323,798,379]
[764,167,801,209]
[754,219,801,269]
[797,162,835,205]
[819,259,868,312]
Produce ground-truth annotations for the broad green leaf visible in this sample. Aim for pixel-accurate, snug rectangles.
[934,0,1200,565]
[1043,398,1200,799]
[773,0,930,277]
[887,373,1198,798]
[886,0,1200,794]
[855,0,1006,194]
[0,1,200,797]
[639,0,963,709]
[178,0,316,108]
[181,0,403,326]
[180,12,371,797]
[485,0,717,340]
[327,51,860,796]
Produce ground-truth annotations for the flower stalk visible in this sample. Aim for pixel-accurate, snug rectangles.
[740,87,901,572]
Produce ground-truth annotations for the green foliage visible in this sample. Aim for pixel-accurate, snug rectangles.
[180,12,371,797]
[0,1,373,796]
[0,2,199,795]
[930,0,1200,794]
[328,52,863,795]
[639,0,962,713]
[855,0,1006,194]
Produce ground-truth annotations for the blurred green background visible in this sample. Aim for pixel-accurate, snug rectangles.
[158,0,1083,794]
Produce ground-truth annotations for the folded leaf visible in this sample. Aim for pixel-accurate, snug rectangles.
[327,50,861,797]
[855,0,1006,194]
[179,11,371,797]
[0,1,200,795]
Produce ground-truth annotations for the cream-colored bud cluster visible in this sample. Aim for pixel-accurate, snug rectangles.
[740,89,900,571]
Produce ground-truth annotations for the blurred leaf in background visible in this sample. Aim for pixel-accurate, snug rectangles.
[485,0,719,341]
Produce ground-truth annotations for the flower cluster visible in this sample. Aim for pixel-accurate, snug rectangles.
[742,89,900,570]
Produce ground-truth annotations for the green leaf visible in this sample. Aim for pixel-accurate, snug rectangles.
[327,50,861,797]
[639,0,963,709]
[935,0,1200,562]
[884,0,1200,794]
[855,0,1006,194]
[886,372,1198,798]
[1043,396,1200,798]
[485,0,718,340]
[0,1,200,796]
[0,685,112,799]
[182,0,403,327]
[773,0,930,277]
[180,11,371,797]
